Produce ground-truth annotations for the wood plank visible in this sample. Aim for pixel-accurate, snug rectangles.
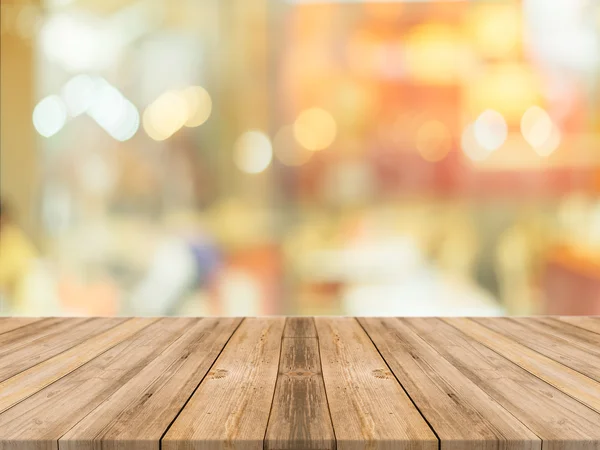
[162,317,285,450]
[474,317,600,383]
[0,317,43,335]
[403,318,600,450]
[265,319,334,450]
[0,317,155,413]
[359,317,540,450]
[283,317,317,338]
[59,318,242,450]
[0,318,125,382]
[518,317,600,355]
[556,316,600,335]
[315,317,437,450]
[448,318,600,414]
[0,318,196,450]
[0,317,79,350]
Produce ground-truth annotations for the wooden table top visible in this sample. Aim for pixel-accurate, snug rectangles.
[0,317,599,450]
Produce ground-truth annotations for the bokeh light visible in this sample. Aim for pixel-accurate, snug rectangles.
[405,24,466,84]
[143,90,188,141]
[274,125,313,167]
[462,124,492,162]
[293,107,337,151]
[234,130,273,174]
[183,86,212,128]
[468,64,541,121]
[534,123,562,157]
[520,106,554,151]
[469,4,521,59]
[473,110,508,151]
[416,120,452,162]
[61,74,95,117]
[87,80,139,142]
[33,95,68,138]
[108,100,140,142]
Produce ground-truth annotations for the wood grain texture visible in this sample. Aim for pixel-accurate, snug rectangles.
[315,317,438,450]
[0,318,154,413]
[474,317,600,383]
[59,317,241,450]
[0,318,81,351]
[265,319,334,450]
[403,318,600,450]
[449,318,600,414]
[0,317,599,450]
[284,317,317,338]
[0,317,42,335]
[519,317,600,355]
[162,317,285,450]
[556,316,600,335]
[0,318,194,450]
[359,317,540,450]
[0,318,125,382]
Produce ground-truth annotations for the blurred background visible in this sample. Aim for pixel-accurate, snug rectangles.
[1,0,600,317]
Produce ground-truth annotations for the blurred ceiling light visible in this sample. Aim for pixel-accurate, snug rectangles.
[182,86,212,128]
[40,14,120,72]
[461,124,492,162]
[143,90,188,141]
[274,125,313,166]
[61,74,96,117]
[45,0,75,8]
[520,106,554,150]
[473,110,508,151]
[293,107,337,151]
[234,131,273,174]
[524,0,600,72]
[416,120,452,162]
[469,4,520,59]
[33,95,68,138]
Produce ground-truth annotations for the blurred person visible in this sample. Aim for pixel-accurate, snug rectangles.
[0,199,38,313]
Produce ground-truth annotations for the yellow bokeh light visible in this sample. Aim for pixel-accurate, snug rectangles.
[416,120,452,162]
[234,130,273,174]
[274,125,313,167]
[468,63,541,121]
[469,4,521,59]
[293,107,337,151]
[405,24,467,84]
[183,86,212,128]
[143,90,188,141]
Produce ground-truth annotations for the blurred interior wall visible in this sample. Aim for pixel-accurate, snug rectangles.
[1,0,39,239]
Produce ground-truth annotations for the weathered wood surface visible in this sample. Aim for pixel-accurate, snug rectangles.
[0,316,599,450]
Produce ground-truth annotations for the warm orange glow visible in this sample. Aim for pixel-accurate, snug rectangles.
[274,125,313,167]
[183,86,212,128]
[143,90,188,141]
[416,120,452,162]
[293,107,337,151]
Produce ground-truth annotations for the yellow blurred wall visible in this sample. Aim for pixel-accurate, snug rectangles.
[0,0,38,238]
